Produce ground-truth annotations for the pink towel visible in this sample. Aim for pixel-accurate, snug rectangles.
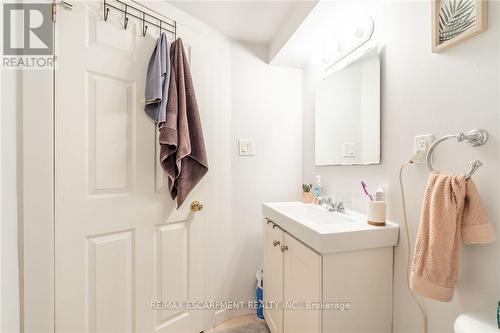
[410,172,496,302]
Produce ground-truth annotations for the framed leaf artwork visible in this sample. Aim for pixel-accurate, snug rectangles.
[432,0,488,52]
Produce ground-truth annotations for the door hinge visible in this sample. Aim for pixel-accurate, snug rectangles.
[52,0,73,22]
[52,1,56,22]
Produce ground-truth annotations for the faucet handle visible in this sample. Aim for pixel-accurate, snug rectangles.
[335,200,348,213]
[317,196,328,204]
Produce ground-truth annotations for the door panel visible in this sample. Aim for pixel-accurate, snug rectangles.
[55,2,204,332]
[263,221,284,333]
[154,222,189,329]
[283,233,321,333]
[86,230,134,333]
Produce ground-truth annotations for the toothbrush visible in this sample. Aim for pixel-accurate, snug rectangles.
[361,181,374,201]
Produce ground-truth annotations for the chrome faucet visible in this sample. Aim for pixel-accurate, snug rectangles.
[319,197,346,213]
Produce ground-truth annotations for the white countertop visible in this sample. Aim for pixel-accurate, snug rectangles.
[262,201,399,254]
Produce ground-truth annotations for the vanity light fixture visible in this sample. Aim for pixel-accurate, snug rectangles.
[324,17,375,71]
[309,17,375,67]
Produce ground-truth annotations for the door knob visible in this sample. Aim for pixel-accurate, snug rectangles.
[273,240,280,247]
[280,245,288,252]
[190,201,203,212]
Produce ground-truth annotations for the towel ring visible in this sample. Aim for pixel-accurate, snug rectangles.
[426,129,488,180]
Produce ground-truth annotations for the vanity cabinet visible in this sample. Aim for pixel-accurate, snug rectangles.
[283,232,322,333]
[263,221,284,333]
[264,221,321,333]
[263,218,394,333]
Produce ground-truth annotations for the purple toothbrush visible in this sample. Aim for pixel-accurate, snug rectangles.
[361,181,374,201]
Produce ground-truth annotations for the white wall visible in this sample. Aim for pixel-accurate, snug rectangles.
[269,1,318,63]
[302,1,500,332]
[229,41,302,313]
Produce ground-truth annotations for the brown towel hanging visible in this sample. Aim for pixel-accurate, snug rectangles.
[159,38,208,208]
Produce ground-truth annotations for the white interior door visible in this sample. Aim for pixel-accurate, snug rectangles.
[55,2,206,332]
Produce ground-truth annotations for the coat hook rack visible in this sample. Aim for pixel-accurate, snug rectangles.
[103,0,176,38]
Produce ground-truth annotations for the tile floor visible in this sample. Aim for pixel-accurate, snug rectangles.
[207,314,269,333]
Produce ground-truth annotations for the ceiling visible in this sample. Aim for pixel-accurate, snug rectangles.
[168,1,306,44]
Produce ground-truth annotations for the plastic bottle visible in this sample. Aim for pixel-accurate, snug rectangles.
[256,266,264,319]
[374,186,385,201]
[312,175,322,198]
[497,301,499,328]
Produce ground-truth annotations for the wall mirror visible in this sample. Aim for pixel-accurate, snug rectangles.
[315,46,380,166]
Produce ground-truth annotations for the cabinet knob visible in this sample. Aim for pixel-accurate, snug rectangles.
[280,245,288,252]
[273,240,280,247]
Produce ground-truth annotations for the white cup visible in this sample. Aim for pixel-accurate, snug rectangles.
[367,201,386,226]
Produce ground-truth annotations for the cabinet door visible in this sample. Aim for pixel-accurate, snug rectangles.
[263,220,284,333]
[283,233,322,333]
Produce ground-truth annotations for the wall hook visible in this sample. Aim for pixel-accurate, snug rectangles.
[142,12,148,37]
[104,7,109,21]
[159,20,162,35]
[123,4,128,29]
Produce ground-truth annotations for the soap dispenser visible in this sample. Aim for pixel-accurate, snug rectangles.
[312,175,322,199]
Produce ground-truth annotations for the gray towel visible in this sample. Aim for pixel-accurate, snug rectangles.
[159,38,208,208]
[144,33,170,124]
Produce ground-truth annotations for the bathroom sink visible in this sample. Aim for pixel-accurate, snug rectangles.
[271,202,359,225]
[262,201,399,254]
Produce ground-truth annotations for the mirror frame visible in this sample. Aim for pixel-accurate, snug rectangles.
[314,46,381,166]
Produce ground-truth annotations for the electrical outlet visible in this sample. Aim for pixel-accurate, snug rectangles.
[414,134,434,163]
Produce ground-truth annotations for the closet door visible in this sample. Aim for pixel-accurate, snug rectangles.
[55,2,205,332]
[283,233,322,333]
[263,220,284,333]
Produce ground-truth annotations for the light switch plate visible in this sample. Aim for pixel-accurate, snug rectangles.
[343,142,357,158]
[238,139,255,156]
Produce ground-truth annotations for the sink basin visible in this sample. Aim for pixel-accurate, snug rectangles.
[262,201,399,254]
